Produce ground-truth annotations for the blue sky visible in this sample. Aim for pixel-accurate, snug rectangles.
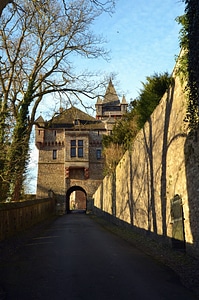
[90,0,185,101]
[28,0,185,193]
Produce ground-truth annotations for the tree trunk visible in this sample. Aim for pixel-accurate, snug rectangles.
[0,0,12,16]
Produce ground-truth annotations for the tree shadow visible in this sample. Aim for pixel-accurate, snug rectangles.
[184,129,199,257]
[94,78,199,256]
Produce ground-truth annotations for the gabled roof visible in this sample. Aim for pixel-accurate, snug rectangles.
[34,115,45,127]
[49,106,106,130]
[51,106,96,124]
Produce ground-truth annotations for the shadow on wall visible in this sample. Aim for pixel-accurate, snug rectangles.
[93,77,198,255]
[126,82,176,237]
[144,81,175,236]
[93,206,191,254]
[36,184,53,199]
[184,129,199,257]
[127,81,188,251]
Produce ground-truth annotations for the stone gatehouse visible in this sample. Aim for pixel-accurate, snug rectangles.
[35,80,128,213]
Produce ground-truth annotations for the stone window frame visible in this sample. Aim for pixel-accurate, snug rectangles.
[78,140,83,157]
[70,139,84,158]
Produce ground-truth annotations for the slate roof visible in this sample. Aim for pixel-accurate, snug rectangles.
[103,79,120,104]
[48,106,106,130]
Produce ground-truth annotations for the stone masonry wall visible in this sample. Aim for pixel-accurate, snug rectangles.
[36,125,105,212]
[93,72,199,259]
[0,198,56,241]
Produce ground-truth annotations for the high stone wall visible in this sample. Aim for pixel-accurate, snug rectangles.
[93,72,199,258]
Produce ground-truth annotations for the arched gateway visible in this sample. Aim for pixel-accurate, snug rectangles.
[66,186,87,213]
[35,80,128,214]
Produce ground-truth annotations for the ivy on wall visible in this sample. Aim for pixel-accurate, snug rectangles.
[177,1,199,130]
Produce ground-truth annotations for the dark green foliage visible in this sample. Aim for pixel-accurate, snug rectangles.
[183,0,199,129]
[6,79,34,200]
[103,112,137,151]
[0,95,10,201]
[175,1,199,129]
[135,72,172,129]
[175,14,188,84]
[103,73,171,153]
[102,100,139,151]
[176,14,189,49]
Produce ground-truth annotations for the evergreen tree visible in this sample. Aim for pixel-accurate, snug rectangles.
[135,72,172,128]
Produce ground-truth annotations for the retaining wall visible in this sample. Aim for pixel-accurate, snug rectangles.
[0,198,56,241]
[93,72,199,259]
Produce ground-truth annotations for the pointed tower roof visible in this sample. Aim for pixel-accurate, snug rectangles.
[35,115,45,126]
[96,96,103,104]
[103,79,119,103]
[122,95,127,104]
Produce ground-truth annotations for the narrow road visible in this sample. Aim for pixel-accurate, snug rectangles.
[0,212,197,299]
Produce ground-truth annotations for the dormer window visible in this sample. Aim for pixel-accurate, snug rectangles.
[74,119,80,125]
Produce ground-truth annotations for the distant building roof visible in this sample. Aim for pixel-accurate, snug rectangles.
[121,95,127,104]
[46,106,106,130]
[95,79,128,120]
[103,79,120,104]
[35,115,45,126]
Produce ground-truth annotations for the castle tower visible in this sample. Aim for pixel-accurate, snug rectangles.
[95,79,128,120]
[35,80,128,213]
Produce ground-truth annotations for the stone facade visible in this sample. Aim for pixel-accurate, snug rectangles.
[35,81,127,213]
[93,69,199,259]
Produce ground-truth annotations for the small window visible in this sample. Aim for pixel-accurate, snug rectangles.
[54,130,57,136]
[78,140,83,157]
[74,119,79,125]
[96,149,101,159]
[71,140,76,157]
[53,149,57,160]
[78,140,83,146]
[70,139,84,158]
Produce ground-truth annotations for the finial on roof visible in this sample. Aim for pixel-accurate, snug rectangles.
[122,95,127,103]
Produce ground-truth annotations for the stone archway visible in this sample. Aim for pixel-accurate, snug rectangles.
[66,186,87,213]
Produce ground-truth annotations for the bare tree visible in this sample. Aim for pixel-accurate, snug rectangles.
[0,0,114,201]
[0,0,115,17]
[0,0,12,17]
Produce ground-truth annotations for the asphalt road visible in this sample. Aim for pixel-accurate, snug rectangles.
[0,212,197,300]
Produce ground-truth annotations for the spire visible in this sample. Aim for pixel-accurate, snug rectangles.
[103,79,119,103]
[96,96,102,104]
[122,95,127,104]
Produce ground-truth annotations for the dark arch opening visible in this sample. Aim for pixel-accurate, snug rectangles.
[66,186,87,213]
